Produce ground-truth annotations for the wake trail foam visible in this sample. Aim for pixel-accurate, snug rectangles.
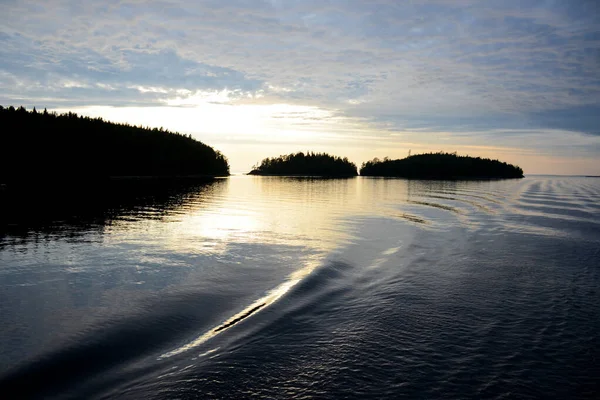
[159,260,323,359]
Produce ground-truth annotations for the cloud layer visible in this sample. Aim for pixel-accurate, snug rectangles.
[1,0,599,172]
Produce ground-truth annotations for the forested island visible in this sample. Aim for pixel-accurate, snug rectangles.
[0,106,229,183]
[360,152,524,179]
[248,152,358,176]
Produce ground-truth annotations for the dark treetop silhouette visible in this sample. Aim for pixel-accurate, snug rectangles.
[248,152,358,177]
[0,106,229,183]
[360,152,524,179]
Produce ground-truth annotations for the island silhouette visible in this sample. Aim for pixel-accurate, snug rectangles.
[360,152,524,179]
[1,106,525,182]
[0,105,229,183]
[248,152,358,177]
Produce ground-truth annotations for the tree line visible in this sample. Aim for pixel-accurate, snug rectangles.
[0,105,229,183]
[360,152,524,179]
[248,152,358,176]
[0,106,524,181]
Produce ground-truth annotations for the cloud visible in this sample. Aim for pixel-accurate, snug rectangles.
[1,0,600,172]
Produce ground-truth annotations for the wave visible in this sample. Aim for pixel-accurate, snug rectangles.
[0,291,231,399]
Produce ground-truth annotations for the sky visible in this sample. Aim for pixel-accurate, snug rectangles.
[1,0,599,174]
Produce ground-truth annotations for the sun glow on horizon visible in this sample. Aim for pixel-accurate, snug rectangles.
[48,103,600,176]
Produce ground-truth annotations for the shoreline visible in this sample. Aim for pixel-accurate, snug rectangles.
[247,172,357,178]
[359,175,523,180]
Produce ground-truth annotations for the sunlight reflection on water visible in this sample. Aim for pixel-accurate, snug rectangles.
[1,176,599,399]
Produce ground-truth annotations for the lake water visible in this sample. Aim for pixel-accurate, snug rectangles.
[1,176,599,399]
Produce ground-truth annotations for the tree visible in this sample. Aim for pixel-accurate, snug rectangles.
[0,105,230,181]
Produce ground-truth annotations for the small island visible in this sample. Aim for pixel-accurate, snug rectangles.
[0,106,229,182]
[248,152,358,177]
[360,152,524,179]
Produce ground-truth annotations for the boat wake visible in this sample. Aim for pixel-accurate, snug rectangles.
[159,260,322,359]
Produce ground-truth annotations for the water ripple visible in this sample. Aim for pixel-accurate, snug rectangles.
[1,176,599,399]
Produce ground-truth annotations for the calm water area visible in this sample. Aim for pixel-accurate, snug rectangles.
[0,176,599,399]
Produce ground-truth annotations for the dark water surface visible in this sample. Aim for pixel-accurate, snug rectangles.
[1,176,599,399]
